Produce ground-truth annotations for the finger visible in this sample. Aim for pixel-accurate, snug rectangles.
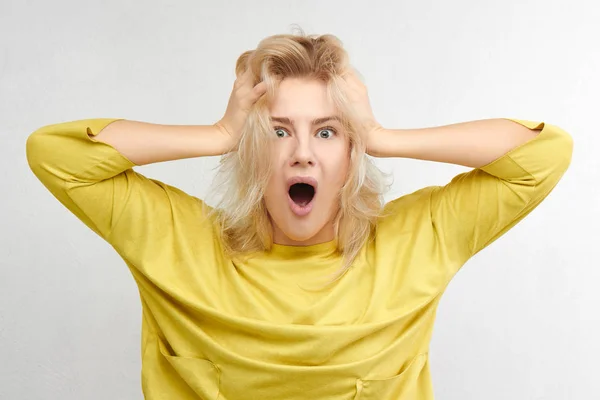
[249,81,267,101]
[346,72,361,89]
[345,67,364,84]
[341,67,355,79]
[339,72,360,98]
[238,67,254,86]
[339,70,358,91]
[344,71,367,95]
[233,68,251,90]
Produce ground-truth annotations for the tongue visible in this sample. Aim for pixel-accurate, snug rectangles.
[290,184,314,207]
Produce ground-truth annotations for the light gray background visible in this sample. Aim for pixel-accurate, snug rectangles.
[1,0,599,399]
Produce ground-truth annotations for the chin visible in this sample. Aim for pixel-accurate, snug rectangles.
[275,217,328,245]
[268,207,333,245]
[282,228,320,243]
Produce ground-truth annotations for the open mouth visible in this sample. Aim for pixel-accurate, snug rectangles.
[289,183,315,207]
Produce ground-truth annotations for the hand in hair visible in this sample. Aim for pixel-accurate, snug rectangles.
[340,68,384,155]
[215,68,267,152]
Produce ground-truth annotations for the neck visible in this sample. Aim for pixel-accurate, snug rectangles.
[272,222,335,246]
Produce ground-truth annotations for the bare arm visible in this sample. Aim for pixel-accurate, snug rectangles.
[368,118,540,168]
[93,67,267,166]
[338,70,543,168]
[93,120,232,165]
[26,67,266,241]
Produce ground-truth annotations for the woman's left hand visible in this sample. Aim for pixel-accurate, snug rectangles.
[339,68,385,156]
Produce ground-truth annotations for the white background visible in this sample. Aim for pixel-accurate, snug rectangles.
[1,0,599,399]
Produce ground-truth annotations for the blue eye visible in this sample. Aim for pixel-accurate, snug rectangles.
[274,128,289,138]
[273,126,336,138]
[318,128,335,139]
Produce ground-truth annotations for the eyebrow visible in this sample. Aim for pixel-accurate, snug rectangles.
[270,116,342,126]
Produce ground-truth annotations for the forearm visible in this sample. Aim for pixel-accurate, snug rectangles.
[370,118,540,168]
[94,119,232,165]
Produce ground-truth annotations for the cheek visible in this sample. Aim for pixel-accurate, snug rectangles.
[268,141,290,169]
[264,145,285,192]
[262,185,280,222]
[322,146,350,184]
[263,167,286,214]
[264,174,281,202]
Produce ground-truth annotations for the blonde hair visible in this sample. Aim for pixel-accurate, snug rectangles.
[208,28,391,285]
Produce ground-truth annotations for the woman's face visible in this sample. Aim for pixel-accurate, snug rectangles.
[264,77,350,246]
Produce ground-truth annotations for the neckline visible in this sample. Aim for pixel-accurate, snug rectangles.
[269,239,338,257]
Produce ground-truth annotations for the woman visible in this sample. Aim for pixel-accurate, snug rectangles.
[26,32,573,399]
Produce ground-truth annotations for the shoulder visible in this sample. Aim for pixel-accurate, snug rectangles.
[381,186,437,217]
[377,186,438,231]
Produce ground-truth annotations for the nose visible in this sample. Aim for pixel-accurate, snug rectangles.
[289,135,316,168]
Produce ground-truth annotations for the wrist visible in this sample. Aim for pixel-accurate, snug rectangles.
[365,126,390,157]
[213,121,236,154]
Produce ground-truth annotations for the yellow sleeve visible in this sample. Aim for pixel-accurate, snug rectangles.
[429,119,573,262]
[26,118,214,257]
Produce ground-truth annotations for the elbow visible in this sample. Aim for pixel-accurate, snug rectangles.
[26,124,57,179]
[554,125,574,173]
[25,129,46,175]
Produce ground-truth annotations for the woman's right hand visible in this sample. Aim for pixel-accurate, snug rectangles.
[215,68,267,152]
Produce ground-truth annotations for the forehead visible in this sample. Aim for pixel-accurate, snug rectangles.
[269,78,338,119]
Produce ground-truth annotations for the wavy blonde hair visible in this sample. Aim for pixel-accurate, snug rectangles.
[208,28,391,286]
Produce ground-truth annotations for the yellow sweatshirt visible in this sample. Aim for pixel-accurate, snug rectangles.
[26,118,573,399]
